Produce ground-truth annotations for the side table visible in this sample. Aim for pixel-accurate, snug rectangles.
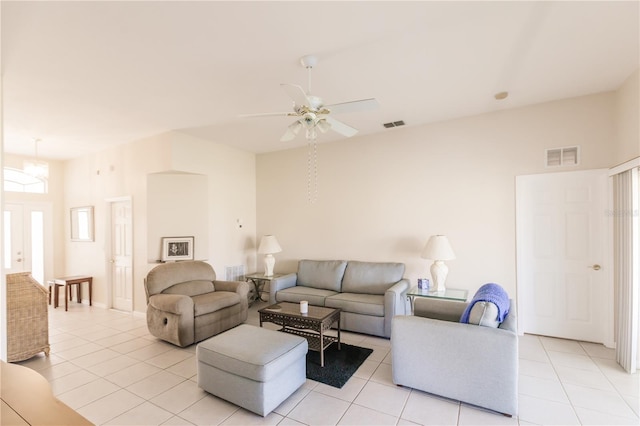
[406,286,468,314]
[245,273,283,305]
[52,275,93,311]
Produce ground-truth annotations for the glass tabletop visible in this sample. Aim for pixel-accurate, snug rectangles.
[245,272,284,280]
[407,286,468,302]
[259,302,339,321]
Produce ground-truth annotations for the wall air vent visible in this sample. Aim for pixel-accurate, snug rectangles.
[383,120,405,128]
[545,146,579,167]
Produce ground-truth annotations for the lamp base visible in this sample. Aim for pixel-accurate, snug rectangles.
[430,260,449,292]
[263,254,275,277]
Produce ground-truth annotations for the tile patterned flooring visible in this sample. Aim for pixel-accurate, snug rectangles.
[16,301,639,425]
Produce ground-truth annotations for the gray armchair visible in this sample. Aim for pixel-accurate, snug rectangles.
[144,261,249,347]
[391,298,518,416]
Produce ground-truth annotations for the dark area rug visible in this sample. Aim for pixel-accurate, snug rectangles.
[306,343,373,388]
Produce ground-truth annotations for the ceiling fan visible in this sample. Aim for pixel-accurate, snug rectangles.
[241,55,379,142]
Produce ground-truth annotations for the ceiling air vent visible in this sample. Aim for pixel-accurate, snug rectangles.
[545,146,579,167]
[383,120,405,128]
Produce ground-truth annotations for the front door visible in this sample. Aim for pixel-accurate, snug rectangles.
[3,203,50,284]
[4,204,27,274]
[516,169,610,344]
[110,199,133,312]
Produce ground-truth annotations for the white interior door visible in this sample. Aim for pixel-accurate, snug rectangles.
[4,204,27,274]
[516,169,610,344]
[110,199,133,312]
[3,202,50,284]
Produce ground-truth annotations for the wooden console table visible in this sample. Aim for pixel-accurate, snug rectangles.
[52,275,93,311]
[1,361,92,425]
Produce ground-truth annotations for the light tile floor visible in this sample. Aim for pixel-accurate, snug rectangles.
[16,301,639,425]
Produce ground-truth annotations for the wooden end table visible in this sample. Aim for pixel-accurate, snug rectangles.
[53,275,93,311]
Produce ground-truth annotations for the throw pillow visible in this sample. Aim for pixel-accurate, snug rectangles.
[467,301,500,328]
[460,282,510,327]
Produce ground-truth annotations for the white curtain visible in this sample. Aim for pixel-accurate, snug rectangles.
[612,167,639,373]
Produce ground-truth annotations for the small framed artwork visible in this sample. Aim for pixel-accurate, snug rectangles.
[161,236,194,262]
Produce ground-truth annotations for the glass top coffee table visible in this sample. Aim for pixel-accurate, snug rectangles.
[258,302,341,367]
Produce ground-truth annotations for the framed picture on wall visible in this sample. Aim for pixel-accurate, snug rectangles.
[161,236,194,262]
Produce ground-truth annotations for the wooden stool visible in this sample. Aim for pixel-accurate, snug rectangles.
[47,281,64,308]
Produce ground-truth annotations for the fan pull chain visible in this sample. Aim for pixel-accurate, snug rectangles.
[307,135,318,204]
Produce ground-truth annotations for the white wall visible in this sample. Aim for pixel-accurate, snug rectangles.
[614,68,640,165]
[63,131,256,313]
[169,132,258,278]
[256,92,618,298]
[147,173,208,262]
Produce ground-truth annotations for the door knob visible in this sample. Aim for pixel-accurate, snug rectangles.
[589,264,601,271]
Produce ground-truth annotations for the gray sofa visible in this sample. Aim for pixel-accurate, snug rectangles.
[391,297,518,416]
[144,260,249,347]
[269,259,409,338]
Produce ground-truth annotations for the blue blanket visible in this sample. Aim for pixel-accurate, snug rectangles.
[460,283,510,324]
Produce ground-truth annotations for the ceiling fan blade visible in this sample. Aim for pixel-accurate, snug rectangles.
[325,98,379,115]
[281,83,309,107]
[280,120,303,142]
[238,112,292,118]
[325,116,358,138]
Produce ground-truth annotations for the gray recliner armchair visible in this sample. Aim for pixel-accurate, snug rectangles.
[391,298,518,416]
[144,261,249,347]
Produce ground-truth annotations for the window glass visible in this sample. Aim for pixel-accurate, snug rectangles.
[3,211,11,269]
[3,167,47,193]
[31,211,44,284]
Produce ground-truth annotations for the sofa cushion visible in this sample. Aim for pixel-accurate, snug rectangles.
[146,261,217,296]
[192,291,241,316]
[341,261,405,294]
[325,293,385,317]
[163,280,215,297]
[297,260,347,292]
[276,286,338,307]
[467,301,500,328]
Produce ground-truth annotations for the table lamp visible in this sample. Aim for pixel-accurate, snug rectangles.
[258,235,282,277]
[421,235,456,292]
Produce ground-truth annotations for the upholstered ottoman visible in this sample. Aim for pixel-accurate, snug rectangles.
[196,324,308,416]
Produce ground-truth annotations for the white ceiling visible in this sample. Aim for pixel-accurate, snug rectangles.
[2,1,639,160]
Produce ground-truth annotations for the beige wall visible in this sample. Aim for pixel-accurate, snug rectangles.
[614,68,640,165]
[10,82,634,314]
[63,131,256,313]
[256,92,618,297]
[147,173,209,263]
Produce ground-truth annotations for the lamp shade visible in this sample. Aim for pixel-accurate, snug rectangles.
[421,235,456,260]
[258,235,282,254]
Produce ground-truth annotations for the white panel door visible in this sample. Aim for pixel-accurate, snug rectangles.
[110,199,133,312]
[4,204,27,274]
[516,169,609,343]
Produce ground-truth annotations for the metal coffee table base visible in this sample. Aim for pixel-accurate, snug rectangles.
[259,303,341,367]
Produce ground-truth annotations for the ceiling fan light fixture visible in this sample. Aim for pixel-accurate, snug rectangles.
[290,120,303,133]
[280,120,303,142]
[317,119,331,133]
[300,55,318,69]
[302,112,317,128]
[24,138,49,179]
